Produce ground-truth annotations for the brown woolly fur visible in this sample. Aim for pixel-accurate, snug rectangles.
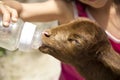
[39,18,120,80]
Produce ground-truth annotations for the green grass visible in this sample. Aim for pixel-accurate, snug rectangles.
[0,48,6,57]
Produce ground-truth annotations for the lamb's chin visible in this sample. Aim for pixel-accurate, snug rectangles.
[39,44,52,53]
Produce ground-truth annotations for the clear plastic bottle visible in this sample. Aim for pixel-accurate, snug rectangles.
[0,18,44,52]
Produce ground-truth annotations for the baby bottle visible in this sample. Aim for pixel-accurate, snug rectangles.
[0,17,44,52]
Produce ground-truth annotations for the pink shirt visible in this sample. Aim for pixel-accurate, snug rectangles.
[60,0,120,80]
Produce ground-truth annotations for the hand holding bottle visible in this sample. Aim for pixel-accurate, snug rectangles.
[0,1,20,27]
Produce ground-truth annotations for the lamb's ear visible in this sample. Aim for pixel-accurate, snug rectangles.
[100,47,120,75]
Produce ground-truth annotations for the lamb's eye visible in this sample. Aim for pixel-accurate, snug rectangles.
[68,38,74,42]
[68,34,80,43]
[68,38,79,44]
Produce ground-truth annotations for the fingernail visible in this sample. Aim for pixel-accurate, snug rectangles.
[3,22,9,27]
[12,17,17,22]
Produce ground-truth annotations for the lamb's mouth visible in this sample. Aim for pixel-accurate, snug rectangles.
[39,31,55,53]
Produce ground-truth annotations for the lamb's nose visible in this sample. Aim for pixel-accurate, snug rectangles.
[42,30,51,37]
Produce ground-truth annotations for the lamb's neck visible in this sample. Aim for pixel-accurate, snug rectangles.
[73,59,117,80]
[71,47,120,80]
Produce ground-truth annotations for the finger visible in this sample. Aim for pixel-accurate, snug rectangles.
[6,6,18,22]
[0,4,10,27]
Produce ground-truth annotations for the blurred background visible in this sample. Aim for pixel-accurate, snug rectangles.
[18,0,45,2]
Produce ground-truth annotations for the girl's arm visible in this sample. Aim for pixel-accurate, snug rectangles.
[1,0,74,26]
[20,0,74,24]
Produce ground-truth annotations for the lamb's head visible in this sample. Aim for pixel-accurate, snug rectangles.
[39,18,111,65]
